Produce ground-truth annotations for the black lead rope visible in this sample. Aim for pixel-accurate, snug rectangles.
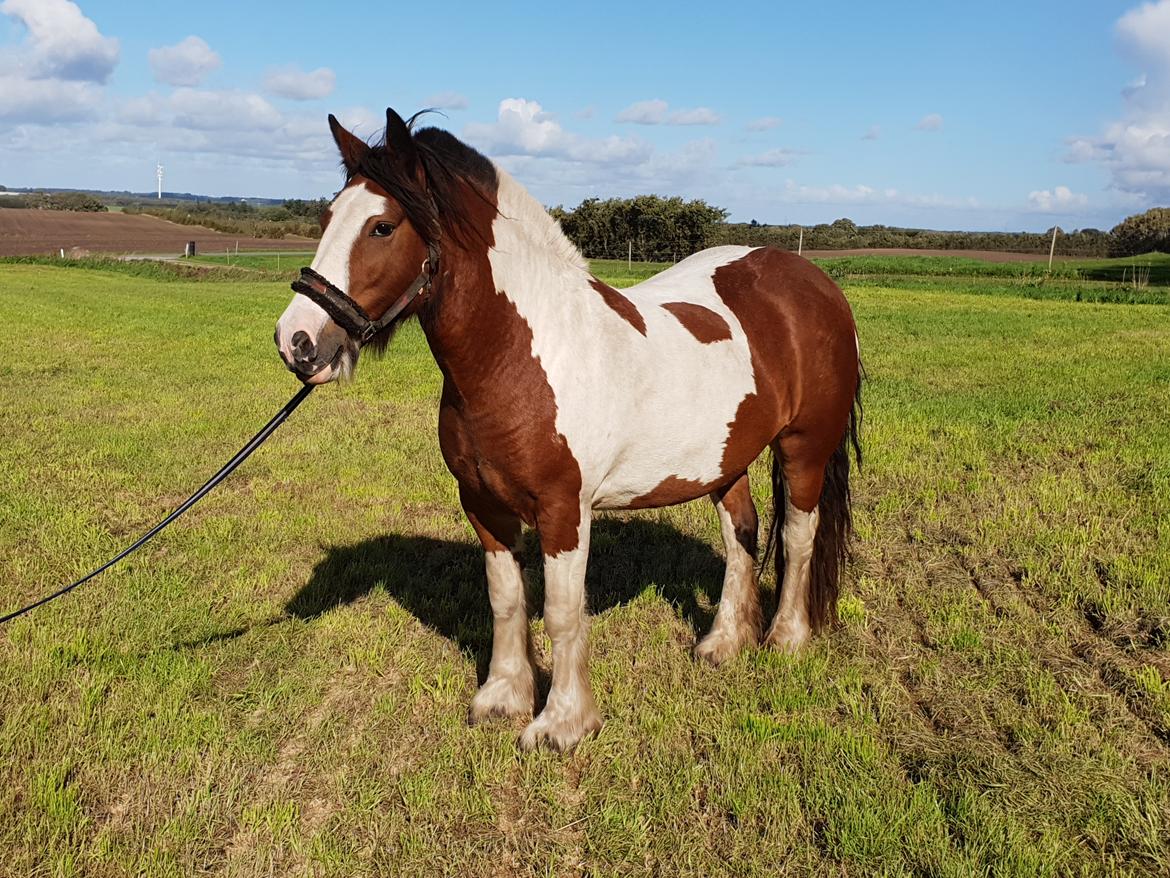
[0,384,315,627]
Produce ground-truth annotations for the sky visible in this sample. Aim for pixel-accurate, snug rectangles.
[0,0,1166,231]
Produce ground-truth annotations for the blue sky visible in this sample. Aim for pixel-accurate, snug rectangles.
[0,0,1165,230]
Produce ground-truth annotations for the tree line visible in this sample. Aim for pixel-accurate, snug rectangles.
[121,198,331,240]
[0,191,107,211]
[547,197,1146,259]
[6,181,1169,259]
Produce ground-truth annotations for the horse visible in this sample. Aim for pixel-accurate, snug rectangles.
[275,108,862,752]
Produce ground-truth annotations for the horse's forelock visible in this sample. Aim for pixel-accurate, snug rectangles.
[349,123,498,251]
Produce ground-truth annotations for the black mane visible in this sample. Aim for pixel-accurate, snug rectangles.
[352,118,498,249]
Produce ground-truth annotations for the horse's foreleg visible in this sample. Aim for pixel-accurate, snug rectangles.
[695,472,762,665]
[520,508,601,752]
[463,490,536,723]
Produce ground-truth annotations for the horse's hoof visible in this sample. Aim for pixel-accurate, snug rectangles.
[518,707,602,752]
[693,630,749,666]
[468,675,535,724]
[763,621,810,653]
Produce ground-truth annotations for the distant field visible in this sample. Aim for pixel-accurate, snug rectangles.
[2,259,1168,875]
[0,208,313,257]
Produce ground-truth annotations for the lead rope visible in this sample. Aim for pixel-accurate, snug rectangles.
[0,384,315,626]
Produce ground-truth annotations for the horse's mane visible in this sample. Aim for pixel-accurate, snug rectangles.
[352,115,499,250]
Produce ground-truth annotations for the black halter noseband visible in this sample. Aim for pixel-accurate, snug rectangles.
[290,243,440,346]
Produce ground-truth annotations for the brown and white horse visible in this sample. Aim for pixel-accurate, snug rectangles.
[275,109,862,751]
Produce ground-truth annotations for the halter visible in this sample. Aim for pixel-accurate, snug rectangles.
[290,243,440,346]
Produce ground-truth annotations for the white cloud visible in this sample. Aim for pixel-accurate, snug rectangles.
[616,99,721,126]
[915,113,943,131]
[424,90,468,110]
[1027,186,1089,212]
[616,98,667,124]
[262,65,335,101]
[746,115,782,132]
[575,105,595,119]
[1117,1,1170,71]
[466,98,651,164]
[0,74,100,121]
[171,88,283,131]
[0,0,119,82]
[862,124,880,141]
[1066,1,1170,203]
[777,180,978,209]
[668,106,720,125]
[736,148,801,168]
[148,36,220,87]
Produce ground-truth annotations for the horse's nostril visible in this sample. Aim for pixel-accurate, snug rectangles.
[291,330,316,363]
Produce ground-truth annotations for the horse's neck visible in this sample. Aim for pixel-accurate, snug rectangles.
[421,169,590,387]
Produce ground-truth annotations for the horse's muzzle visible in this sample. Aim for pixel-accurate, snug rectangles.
[276,327,347,384]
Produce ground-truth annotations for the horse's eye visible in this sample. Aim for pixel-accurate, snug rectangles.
[371,222,395,238]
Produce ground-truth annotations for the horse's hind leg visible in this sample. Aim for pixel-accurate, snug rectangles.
[764,433,827,651]
[462,488,536,723]
[694,473,762,665]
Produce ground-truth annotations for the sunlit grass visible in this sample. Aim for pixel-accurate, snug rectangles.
[1,261,1168,876]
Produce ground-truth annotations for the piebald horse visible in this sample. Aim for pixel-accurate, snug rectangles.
[276,109,862,751]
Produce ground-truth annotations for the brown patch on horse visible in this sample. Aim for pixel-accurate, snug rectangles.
[712,248,860,636]
[343,178,432,324]
[712,247,858,503]
[589,277,646,335]
[661,302,732,344]
[423,167,584,556]
[713,473,758,557]
[626,474,712,509]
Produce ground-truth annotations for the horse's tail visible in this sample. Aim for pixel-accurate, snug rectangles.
[762,367,863,633]
[807,372,862,632]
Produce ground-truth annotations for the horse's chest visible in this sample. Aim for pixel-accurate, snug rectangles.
[436,388,568,523]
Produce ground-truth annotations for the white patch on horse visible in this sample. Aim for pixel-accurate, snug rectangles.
[765,501,819,651]
[487,169,759,510]
[694,489,760,665]
[469,550,535,721]
[275,183,388,361]
[520,511,601,751]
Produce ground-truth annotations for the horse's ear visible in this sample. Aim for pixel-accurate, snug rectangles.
[384,107,417,167]
[328,113,367,173]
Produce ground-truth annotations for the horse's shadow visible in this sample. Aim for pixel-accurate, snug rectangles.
[284,517,726,680]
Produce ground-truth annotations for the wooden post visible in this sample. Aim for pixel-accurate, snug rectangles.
[798,226,804,256]
[1048,226,1058,271]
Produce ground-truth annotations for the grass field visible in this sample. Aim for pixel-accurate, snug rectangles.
[186,249,1170,304]
[1,255,1169,876]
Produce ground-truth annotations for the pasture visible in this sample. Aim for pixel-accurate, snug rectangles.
[1,256,1168,876]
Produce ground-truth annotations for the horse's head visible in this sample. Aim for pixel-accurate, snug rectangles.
[275,109,439,384]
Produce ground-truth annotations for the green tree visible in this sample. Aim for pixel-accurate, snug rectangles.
[1109,208,1170,257]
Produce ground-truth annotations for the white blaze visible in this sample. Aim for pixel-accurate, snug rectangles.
[275,184,389,361]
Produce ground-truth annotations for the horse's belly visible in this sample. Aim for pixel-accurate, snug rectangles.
[584,381,751,510]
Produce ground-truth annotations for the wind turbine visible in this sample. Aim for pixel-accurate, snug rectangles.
[156,161,164,199]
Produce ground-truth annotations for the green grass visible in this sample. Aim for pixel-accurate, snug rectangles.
[813,252,1170,305]
[2,260,1169,876]
[188,250,316,274]
[188,248,1170,303]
